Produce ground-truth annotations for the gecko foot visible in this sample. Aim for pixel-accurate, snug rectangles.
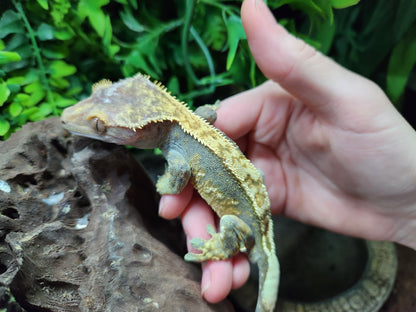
[184,215,254,262]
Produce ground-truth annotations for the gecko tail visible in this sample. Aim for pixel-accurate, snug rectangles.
[252,218,280,312]
[255,249,280,312]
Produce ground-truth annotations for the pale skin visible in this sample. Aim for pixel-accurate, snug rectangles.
[159,0,416,304]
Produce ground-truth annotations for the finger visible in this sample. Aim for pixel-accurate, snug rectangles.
[181,194,216,242]
[201,260,233,303]
[158,183,193,219]
[200,249,250,302]
[231,253,250,289]
[181,196,234,302]
[241,0,387,122]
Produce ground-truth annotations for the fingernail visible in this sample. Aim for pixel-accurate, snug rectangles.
[253,0,265,10]
[201,265,211,297]
[253,0,277,25]
[158,197,165,216]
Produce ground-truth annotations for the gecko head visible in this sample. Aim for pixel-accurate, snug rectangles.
[61,76,175,147]
[61,99,139,146]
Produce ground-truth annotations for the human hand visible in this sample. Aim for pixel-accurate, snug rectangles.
[159,0,416,304]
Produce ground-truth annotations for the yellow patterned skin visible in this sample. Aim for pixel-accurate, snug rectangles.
[61,73,280,312]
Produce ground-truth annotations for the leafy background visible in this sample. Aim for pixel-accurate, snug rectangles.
[0,0,415,140]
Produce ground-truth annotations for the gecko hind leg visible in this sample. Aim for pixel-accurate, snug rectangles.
[184,215,254,262]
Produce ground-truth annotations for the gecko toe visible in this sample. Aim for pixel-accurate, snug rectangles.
[190,237,206,249]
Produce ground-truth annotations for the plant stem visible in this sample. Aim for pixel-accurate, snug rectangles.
[190,26,215,90]
[181,0,199,86]
[12,0,55,111]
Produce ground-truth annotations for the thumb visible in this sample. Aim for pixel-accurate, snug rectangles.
[241,0,386,122]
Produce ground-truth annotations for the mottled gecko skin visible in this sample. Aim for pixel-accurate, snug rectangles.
[61,73,280,312]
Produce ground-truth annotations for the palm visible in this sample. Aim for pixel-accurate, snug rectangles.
[219,80,414,243]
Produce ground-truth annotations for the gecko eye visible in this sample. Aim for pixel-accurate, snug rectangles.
[89,117,106,134]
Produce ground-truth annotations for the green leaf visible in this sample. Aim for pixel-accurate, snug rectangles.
[0,119,10,136]
[50,0,71,26]
[78,0,110,37]
[6,70,39,86]
[124,50,158,77]
[19,107,37,118]
[344,1,416,77]
[0,81,10,106]
[9,102,23,117]
[28,103,53,121]
[3,34,32,62]
[394,0,416,40]
[0,10,25,39]
[50,76,70,89]
[108,44,120,57]
[64,84,83,97]
[42,44,68,59]
[128,0,138,10]
[114,0,137,8]
[7,84,20,93]
[121,19,183,77]
[122,19,182,77]
[331,0,360,9]
[90,12,107,37]
[24,81,45,105]
[277,0,334,25]
[37,0,49,10]
[0,51,21,64]
[54,94,76,108]
[37,23,55,41]
[225,15,246,70]
[203,15,226,51]
[120,7,145,32]
[103,15,116,56]
[167,76,180,96]
[14,93,32,107]
[53,27,75,40]
[387,25,416,104]
[49,60,77,78]
[311,17,336,53]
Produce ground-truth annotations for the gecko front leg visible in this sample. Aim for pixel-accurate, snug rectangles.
[194,100,221,125]
[185,215,254,262]
[156,149,191,194]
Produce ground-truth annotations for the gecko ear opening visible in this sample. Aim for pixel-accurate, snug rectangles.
[89,117,106,134]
